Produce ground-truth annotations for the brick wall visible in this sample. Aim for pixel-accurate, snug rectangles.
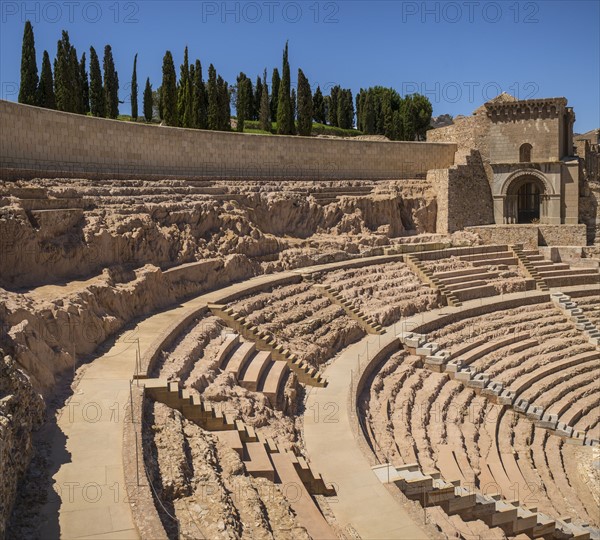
[0,100,456,180]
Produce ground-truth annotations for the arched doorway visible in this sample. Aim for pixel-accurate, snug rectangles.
[516,181,541,222]
[505,175,546,224]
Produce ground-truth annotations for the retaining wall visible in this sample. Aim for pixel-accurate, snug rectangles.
[0,100,457,180]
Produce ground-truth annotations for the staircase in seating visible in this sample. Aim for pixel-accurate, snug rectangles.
[511,244,550,291]
[207,304,327,387]
[405,254,462,307]
[371,461,590,539]
[310,282,384,334]
[143,378,336,499]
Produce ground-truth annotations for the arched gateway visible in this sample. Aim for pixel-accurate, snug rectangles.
[505,175,546,223]
[495,168,561,225]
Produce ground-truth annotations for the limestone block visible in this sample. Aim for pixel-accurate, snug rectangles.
[455,368,474,382]
[402,333,425,348]
[555,422,574,437]
[468,373,490,389]
[537,413,558,430]
[514,398,530,413]
[526,405,544,421]
[482,381,504,397]
[445,360,462,373]
[416,342,440,356]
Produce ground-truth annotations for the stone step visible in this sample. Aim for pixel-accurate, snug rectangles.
[239,351,272,391]
[244,441,275,482]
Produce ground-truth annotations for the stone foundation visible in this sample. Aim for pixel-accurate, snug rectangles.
[465,224,587,248]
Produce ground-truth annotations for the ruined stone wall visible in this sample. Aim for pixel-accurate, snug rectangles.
[430,150,494,234]
[577,140,600,245]
[465,224,587,248]
[426,113,491,160]
[0,100,456,180]
[537,224,588,246]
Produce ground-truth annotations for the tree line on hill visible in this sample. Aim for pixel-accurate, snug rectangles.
[18,21,432,140]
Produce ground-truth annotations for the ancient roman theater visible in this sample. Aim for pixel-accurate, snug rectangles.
[1,95,599,540]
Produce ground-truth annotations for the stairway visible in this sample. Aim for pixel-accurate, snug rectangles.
[405,254,462,307]
[311,283,384,334]
[402,332,600,446]
[552,292,600,347]
[511,244,550,291]
[217,334,291,408]
[143,378,335,498]
[371,462,590,539]
[207,304,327,387]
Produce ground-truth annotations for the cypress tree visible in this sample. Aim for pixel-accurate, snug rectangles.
[312,85,325,124]
[143,77,153,122]
[54,31,77,112]
[355,90,364,131]
[207,64,219,130]
[337,89,354,129]
[37,50,55,109]
[270,68,280,123]
[323,96,330,125]
[69,46,83,113]
[363,92,375,134]
[236,72,248,132]
[259,69,271,132]
[157,86,163,119]
[254,76,262,121]
[79,52,89,114]
[161,50,178,126]
[336,90,344,128]
[290,87,297,135]
[345,88,354,128]
[328,86,339,127]
[131,53,138,120]
[246,78,254,122]
[103,45,119,118]
[392,109,403,141]
[297,69,312,136]
[89,47,104,117]
[19,21,38,105]
[192,59,208,129]
[276,42,293,134]
[291,88,297,120]
[217,75,230,131]
[177,46,192,127]
[382,93,394,138]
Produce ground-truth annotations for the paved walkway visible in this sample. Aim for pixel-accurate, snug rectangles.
[303,329,431,540]
[37,272,295,539]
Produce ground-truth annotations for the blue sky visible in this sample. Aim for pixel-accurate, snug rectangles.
[1,0,599,132]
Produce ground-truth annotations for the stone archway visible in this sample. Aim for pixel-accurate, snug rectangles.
[506,175,545,223]
[497,169,559,224]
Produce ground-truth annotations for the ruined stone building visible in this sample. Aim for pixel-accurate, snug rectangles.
[428,93,600,245]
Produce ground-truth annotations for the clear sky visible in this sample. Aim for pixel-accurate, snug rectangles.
[1,0,599,132]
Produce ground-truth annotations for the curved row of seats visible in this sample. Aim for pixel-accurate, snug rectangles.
[364,357,596,537]
[225,282,366,367]
[414,245,533,304]
[521,249,600,288]
[314,260,441,325]
[362,292,598,538]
